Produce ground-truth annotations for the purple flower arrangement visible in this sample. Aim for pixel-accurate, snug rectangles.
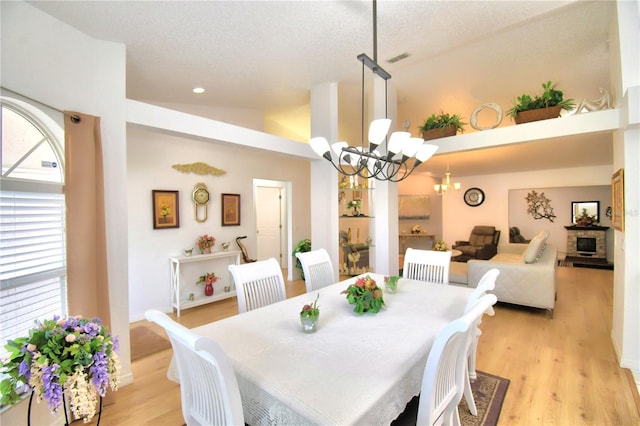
[0,315,120,422]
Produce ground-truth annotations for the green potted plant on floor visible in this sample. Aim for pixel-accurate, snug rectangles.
[418,111,465,140]
[507,80,575,124]
[292,238,311,279]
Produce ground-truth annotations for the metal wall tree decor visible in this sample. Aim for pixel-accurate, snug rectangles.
[526,190,556,222]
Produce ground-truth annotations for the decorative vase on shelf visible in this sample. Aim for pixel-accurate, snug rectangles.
[200,247,211,254]
[204,283,214,296]
[352,206,360,216]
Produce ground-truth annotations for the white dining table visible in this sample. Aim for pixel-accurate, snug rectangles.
[182,273,473,425]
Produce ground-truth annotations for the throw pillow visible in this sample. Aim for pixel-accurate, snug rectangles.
[523,236,544,263]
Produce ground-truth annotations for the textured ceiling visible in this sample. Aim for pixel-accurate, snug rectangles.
[26,0,614,178]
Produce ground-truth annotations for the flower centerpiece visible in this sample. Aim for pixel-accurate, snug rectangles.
[197,234,215,254]
[341,275,385,315]
[299,294,320,333]
[0,316,120,422]
[433,240,449,252]
[197,272,218,296]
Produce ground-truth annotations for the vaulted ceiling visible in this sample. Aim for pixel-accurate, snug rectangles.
[27,0,614,178]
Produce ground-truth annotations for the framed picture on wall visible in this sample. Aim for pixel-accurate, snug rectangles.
[611,168,624,231]
[152,190,179,229]
[222,193,241,226]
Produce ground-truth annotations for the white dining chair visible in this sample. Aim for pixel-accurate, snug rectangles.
[228,258,286,313]
[403,248,452,284]
[144,310,245,426]
[417,294,498,425]
[461,268,499,416]
[295,248,335,292]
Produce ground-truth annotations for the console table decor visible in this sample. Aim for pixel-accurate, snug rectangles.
[170,250,241,316]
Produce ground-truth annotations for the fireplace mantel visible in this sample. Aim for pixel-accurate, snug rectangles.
[565,225,609,231]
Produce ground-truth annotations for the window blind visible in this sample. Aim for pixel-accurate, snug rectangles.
[0,190,67,354]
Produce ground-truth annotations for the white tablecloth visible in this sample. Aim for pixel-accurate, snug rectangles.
[185,273,472,425]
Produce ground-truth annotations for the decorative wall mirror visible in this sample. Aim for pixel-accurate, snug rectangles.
[572,201,599,224]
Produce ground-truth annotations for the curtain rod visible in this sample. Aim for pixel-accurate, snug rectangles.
[1,86,81,123]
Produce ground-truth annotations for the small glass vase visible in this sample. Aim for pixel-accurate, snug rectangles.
[385,276,399,294]
[300,313,319,333]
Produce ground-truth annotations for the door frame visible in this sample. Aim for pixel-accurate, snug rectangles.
[253,179,292,280]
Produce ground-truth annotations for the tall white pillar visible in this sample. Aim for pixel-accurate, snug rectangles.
[309,83,340,281]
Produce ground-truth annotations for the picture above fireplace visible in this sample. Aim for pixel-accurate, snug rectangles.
[572,200,599,225]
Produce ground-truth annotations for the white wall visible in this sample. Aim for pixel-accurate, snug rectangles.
[1,0,131,391]
[127,125,311,321]
[440,165,613,250]
[509,185,613,261]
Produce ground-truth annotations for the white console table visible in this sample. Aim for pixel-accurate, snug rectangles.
[170,250,241,317]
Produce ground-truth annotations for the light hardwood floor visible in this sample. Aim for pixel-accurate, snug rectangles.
[96,266,639,425]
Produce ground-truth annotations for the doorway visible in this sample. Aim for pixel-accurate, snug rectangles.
[253,179,291,277]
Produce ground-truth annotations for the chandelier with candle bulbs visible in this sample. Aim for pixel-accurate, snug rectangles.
[309,0,438,182]
[433,165,461,195]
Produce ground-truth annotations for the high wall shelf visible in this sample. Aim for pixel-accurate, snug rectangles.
[170,250,241,317]
[429,108,619,155]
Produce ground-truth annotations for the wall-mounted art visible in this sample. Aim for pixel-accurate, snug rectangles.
[398,195,430,219]
[526,190,556,222]
[222,193,240,226]
[152,190,179,229]
[172,161,226,176]
[611,168,624,231]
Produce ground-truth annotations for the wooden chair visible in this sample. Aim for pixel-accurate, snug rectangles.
[461,269,499,416]
[403,248,452,284]
[417,294,498,425]
[295,248,335,292]
[144,310,244,426]
[228,258,286,313]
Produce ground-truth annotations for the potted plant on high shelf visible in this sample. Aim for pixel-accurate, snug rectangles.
[507,80,575,124]
[418,111,465,140]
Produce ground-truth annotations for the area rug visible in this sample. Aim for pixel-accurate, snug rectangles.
[392,371,510,426]
[130,326,171,361]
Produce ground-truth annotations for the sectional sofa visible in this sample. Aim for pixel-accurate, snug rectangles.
[466,231,557,317]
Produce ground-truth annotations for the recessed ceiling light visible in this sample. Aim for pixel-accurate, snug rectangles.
[193,87,205,94]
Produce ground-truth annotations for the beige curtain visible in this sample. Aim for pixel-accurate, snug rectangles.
[64,112,116,408]
[64,112,114,407]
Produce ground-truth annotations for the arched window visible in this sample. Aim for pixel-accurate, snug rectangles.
[1,98,67,355]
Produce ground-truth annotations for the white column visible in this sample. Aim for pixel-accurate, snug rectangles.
[371,77,400,275]
[610,0,640,385]
[310,83,340,282]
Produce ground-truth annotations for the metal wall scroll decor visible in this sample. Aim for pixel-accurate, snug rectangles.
[526,190,556,222]
[172,162,226,176]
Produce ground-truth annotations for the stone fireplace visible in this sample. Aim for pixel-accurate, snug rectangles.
[565,226,608,259]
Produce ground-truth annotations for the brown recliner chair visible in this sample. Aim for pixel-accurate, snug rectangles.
[509,227,530,244]
[453,226,500,262]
